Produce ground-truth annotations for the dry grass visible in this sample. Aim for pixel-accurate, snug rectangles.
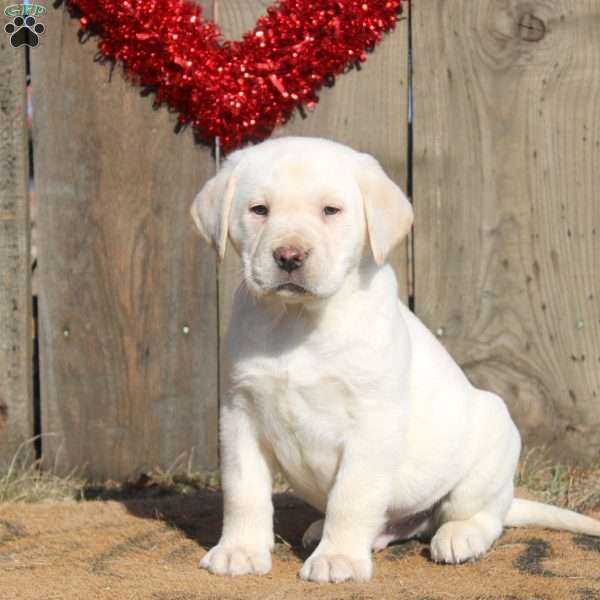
[1,443,600,510]
[515,447,600,512]
[0,439,223,503]
[0,437,85,503]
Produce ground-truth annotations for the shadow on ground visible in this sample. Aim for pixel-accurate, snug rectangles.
[105,488,322,561]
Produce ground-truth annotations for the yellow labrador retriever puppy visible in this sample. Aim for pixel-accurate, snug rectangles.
[191,136,600,583]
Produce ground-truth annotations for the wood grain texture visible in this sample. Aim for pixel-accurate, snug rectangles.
[0,41,33,471]
[413,1,600,462]
[215,0,410,398]
[31,3,219,478]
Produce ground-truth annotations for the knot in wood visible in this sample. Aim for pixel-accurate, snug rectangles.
[518,13,546,42]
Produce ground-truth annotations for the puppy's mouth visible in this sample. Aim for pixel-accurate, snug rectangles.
[276,283,308,295]
[248,273,316,300]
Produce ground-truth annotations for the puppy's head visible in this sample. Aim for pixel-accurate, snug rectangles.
[191,137,412,302]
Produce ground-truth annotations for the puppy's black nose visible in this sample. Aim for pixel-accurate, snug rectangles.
[273,246,307,272]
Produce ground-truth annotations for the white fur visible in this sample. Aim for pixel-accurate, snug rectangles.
[192,137,600,583]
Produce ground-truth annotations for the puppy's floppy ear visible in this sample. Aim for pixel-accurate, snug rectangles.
[190,150,244,261]
[355,154,414,266]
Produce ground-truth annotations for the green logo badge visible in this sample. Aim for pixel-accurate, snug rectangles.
[3,4,46,48]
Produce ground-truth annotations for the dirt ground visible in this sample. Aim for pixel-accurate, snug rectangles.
[1,489,600,600]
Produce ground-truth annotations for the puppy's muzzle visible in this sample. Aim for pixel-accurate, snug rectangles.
[273,246,308,273]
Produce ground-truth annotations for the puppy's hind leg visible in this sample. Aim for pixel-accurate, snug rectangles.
[430,394,521,564]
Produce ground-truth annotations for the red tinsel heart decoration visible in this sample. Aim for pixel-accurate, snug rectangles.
[62,0,404,152]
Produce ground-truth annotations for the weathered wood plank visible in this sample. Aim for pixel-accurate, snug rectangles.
[216,0,410,392]
[0,39,33,471]
[31,3,219,479]
[413,0,600,463]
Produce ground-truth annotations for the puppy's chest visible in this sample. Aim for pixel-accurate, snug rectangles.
[237,352,357,440]
[232,350,360,500]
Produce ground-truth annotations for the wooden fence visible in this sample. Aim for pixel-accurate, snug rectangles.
[1,0,599,479]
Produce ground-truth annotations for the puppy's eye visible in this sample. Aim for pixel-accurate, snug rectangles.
[323,206,341,216]
[250,204,269,216]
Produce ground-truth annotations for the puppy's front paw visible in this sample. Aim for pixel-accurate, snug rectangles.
[199,544,271,576]
[299,551,372,583]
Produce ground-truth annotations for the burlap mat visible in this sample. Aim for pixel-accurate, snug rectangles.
[1,490,599,599]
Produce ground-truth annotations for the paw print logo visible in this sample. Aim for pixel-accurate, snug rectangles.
[4,15,45,48]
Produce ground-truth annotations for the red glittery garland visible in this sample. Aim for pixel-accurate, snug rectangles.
[62,0,404,152]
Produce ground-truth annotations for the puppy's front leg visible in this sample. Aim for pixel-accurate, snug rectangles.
[300,435,391,583]
[200,400,274,576]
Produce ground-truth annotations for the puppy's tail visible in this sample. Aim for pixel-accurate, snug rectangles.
[505,498,600,536]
